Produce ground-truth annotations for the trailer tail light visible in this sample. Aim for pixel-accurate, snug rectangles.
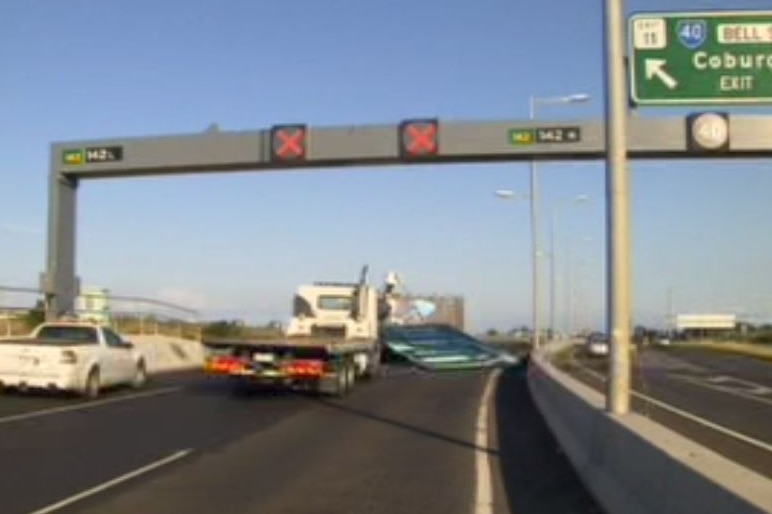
[282,359,324,377]
[205,356,247,374]
[60,350,78,364]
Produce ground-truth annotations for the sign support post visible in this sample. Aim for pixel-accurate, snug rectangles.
[605,0,632,415]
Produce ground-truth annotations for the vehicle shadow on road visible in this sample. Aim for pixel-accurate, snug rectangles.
[315,392,498,456]
[183,378,303,401]
[494,363,606,514]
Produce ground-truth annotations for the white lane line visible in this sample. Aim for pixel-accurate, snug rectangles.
[0,386,181,426]
[706,375,772,391]
[572,363,772,454]
[25,449,192,514]
[474,369,500,514]
[671,375,772,407]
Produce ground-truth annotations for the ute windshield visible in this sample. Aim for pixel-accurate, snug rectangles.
[35,325,99,343]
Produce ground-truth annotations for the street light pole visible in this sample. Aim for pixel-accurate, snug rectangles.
[529,97,542,350]
[549,195,589,340]
[528,93,589,350]
[565,240,573,335]
[549,204,558,340]
[564,235,593,336]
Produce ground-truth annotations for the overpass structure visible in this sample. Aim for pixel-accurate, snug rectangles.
[41,114,772,318]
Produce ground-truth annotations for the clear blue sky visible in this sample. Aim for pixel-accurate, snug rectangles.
[1,0,771,331]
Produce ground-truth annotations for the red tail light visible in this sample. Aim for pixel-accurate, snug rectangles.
[282,359,324,377]
[206,356,247,374]
[60,350,78,364]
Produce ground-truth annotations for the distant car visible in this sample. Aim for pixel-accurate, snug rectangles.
[585,332,609,357]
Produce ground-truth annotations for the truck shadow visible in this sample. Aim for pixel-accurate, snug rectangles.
[315,394,499,456]
[184,379,302,401]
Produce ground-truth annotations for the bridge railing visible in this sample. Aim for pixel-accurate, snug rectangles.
[0,286,202,341]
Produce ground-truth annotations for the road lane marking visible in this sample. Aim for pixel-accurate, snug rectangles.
[474,369,500,514]
[671,375,772,407]
[0,386,181,426]
[705,375,772,396]
[25,449,192,514]
[572,363,772,454]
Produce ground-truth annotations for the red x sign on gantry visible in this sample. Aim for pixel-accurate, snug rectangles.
[399,119,439,158]
[270,124,307,161]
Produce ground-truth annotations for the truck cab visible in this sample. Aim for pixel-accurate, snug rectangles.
[202,266,401,397]
[285,281,380,340]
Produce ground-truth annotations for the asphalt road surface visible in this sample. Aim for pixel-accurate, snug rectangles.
[565,344,772,478]
[0,363,603,514]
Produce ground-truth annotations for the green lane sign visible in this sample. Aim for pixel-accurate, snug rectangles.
[508,127,581,145]
[509,129,535,145]
[629,10,772,105]
[61,146,124,166]
[62,149,84,166]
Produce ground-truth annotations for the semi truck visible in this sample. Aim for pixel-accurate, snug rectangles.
[202,266,399,396]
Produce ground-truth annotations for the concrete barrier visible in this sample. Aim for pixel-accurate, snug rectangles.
[123,334,205,373]
[528,343,772,514]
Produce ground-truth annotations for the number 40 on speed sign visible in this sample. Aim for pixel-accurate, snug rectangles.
[686,112,730,152]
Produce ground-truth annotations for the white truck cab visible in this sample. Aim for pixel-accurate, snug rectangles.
[285,282,380,340]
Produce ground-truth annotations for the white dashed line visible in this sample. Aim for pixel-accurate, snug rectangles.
[0,386,181,426]
[25,449,192,514]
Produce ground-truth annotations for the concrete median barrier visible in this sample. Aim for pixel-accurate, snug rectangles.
[123,335,205,373]
[528,343,772,514]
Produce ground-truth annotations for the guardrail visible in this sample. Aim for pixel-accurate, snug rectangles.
[528,341,772,514]
[0,285,201,341]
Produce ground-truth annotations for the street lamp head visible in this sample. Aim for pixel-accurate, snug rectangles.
[574,194,590,203]
[494,189,517,199]
[566,93,591,103]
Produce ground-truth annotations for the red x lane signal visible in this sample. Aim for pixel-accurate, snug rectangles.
[399,119,439,158]
[270,124,307,161]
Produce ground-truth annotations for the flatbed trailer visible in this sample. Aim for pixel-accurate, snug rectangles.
[201,336,382,396]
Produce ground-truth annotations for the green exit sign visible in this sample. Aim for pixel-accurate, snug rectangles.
[629,10,772,105]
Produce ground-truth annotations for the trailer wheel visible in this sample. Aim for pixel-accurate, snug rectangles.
[316,359,356,398]
[362,350,381,380]
[334,362,353,397]
[315,361,350,398]
[345,360,356,389]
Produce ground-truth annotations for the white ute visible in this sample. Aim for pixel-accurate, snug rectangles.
[0,320,147,398]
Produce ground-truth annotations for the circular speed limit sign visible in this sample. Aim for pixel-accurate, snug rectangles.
[688,112,729,151]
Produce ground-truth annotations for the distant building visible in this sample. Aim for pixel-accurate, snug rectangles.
[674,313,736,337]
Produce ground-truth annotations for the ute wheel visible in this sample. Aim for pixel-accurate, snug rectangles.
[132,361,147,389]
[83,369,101,400]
